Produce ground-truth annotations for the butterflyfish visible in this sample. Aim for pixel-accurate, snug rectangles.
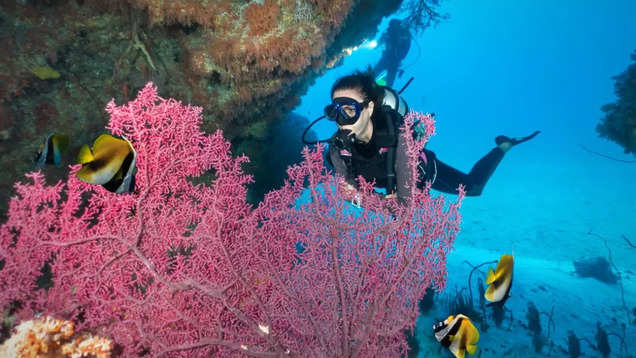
[433,314,479,358]
[35,133,69,168]
[76,134,137,193]
[484,254,514,306]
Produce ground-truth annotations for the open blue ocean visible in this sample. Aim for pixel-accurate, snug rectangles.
[295,1,636,356]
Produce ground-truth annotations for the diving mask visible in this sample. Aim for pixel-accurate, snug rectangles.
[324,97,370,125]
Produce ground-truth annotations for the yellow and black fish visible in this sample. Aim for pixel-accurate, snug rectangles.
[76,134,137,193]
[34,133,69,168]
[433,314,479,358]
[484,254,514,306]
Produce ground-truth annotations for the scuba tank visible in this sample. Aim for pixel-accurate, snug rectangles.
[374,86,408,196]
[380,86,409,118]
[374,70,410,117]
[381,76,429,140]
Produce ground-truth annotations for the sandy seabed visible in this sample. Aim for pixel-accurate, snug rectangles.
[414,149,636,358]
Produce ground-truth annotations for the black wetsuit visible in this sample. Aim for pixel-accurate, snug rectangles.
[328,107,505,202]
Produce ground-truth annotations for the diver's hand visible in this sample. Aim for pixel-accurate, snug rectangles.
[343,183,356,192]
[351,193,362,208]
[341,182,362,208]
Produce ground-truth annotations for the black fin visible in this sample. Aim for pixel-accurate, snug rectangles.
[495,130,541,146]
[103,152,134,193]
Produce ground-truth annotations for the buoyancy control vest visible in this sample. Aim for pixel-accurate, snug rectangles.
[330,86,409,195]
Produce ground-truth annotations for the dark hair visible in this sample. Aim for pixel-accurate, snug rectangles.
[330,70,384,106]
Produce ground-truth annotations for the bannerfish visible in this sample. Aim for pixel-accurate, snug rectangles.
[76,134,137,193]
[34,133,69,168]
[485,254,514,306]
[433,314,479,358]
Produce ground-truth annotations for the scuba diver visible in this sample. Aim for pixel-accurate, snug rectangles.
[373,19,412,87]
[312,71,540,205]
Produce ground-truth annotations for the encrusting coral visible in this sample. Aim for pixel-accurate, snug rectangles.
[598,50,636,156]
[0,316,113,358]
[0,0,405,214]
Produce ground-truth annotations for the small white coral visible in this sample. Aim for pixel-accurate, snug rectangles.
[0,316,113,358]
[61,334,113,358]
[258,323,269,335]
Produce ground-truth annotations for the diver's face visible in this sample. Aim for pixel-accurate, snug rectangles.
[332,88,374,140]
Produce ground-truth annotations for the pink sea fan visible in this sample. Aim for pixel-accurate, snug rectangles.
[0,83,463,357]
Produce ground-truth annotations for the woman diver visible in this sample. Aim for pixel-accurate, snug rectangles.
[316,71,540,205]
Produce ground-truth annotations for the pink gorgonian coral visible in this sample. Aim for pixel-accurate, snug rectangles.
[0,83,463,357]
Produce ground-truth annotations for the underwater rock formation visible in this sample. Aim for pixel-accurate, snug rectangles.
[597,50,636,156]
[242,112,316,203]
[573,256,619,284]
[0,0,405,214]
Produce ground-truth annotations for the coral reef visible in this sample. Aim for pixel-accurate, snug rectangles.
[525,301,548,353]
[595,322,611,358]
[523,302,556,354]
[598,50,636,156]
[491,303,506,328]
[573,256,619,284]
[0,0,405,215]
[566,330,581,358]
[0,316,113,358]
[526,301,541,336]
[402,0,448,34]
[0,84,463,356]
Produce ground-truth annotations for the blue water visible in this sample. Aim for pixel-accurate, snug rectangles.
[295,1,636,356]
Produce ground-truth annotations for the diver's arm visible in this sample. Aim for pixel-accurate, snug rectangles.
[330,145,377,207]
[394,132,412,204]
[328,145,366,207]
[329,145,358,187]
